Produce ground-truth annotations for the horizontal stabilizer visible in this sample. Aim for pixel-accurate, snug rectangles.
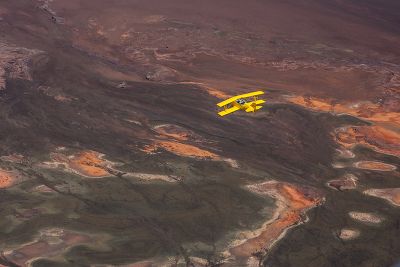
[245,105,263,112]
[249,99,265,105]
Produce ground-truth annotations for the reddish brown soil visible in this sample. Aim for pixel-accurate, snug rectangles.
[287,96,400,126]
[0,170,19,188]
[354,161,396,171]
[336,126,400,157]
[0,0,399,266]
[69,151,109,177]
[230,182,322,260]
[205,87,231,99]
[288,96,400,171]
[153,141,220,159]
[154,124,190,141]
[48,150,113,178]
[364,188,400,207]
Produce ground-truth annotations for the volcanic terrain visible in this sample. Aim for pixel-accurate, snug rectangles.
[0,0,399,266]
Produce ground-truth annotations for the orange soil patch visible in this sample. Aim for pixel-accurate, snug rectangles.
[230,182,322,260]
[288,96,400,172]
[44,150,128,178]
[158,141,219,159]
[336,126,400,157]
[154,124,190,141]
[287,96,400,127]
[364,188,400,207]
[0,170,17,189]
[353,161,396,171]
[69,151,109,177]
[368,112,400,126]
[205,87,231,99]
[143,141,220,160]
[54,95,73,102]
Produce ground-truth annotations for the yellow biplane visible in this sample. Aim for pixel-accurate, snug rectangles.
[216,91,265,116]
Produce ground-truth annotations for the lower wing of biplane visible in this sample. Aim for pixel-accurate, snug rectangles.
[216,91,265,116]
[218,106,240,116]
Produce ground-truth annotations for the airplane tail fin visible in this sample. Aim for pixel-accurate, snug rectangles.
[246,102,261,113]
[251,102,257,112]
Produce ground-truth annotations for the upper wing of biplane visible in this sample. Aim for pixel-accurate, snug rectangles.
[218,106,240,116]
[216,91,264,107]
[248,99,266,105]
[236,90,264,99]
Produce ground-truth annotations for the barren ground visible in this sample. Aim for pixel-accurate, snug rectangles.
[0,0,399,266]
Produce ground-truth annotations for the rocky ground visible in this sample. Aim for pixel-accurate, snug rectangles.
[0,0,399,266]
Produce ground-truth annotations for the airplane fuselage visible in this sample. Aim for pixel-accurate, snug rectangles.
[233,99,257,112]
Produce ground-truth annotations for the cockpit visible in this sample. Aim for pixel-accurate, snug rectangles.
[236,99,246,105]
